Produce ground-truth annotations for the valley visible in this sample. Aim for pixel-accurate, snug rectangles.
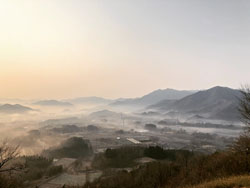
[0,86,247,187]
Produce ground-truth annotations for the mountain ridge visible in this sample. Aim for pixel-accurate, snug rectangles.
[65,96,113,105]
[110,88,196,107]
[0,104,34,114]
[33,100,73,106]
[148,86,241,121]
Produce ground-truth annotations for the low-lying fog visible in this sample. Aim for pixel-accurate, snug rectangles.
[0,97,244,156]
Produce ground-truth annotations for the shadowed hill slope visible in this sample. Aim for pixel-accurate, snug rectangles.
[111,89,195,107]
[148,86,241,121]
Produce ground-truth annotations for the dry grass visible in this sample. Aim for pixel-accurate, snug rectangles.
[186,175,250,188]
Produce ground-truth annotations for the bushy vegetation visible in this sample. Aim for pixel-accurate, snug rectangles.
[186,175,250,188]
[43,137,93,159]
[145,123,157,130]
[87,125,99,132]
[0,156,63,188]
[46,165,63,177]
[92,146,195,170]
[85,144,250,188]
[21,156,63,181]
[144,146,193,160]
[0,175,23,188]
[93,146,145,169]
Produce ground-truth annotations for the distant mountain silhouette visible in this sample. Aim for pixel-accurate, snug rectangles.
[89,109,121,118]
[40,117,80,126]
[0,104,34,114]
[147,99,176,110]
[110,89,195,107]
[33,100,73,106]
[148,86,241,121]
[65,97,113,105]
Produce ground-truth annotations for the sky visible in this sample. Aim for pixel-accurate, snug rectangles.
[0,0,250,99]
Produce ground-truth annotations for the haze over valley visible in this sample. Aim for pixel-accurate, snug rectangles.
[0,86,244,155]
[1,1,250,188]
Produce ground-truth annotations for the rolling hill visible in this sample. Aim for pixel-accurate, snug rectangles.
[148,86,242,121]
[110,89,195,107]
[33,100,73,106]
[89,109,121,118]
[0,104,34,114]
[65,96,113,105]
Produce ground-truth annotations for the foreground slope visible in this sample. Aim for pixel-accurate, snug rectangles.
[187,175,250,188]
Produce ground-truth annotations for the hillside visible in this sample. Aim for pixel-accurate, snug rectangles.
[148,86,241,121]
[187,175,250,188]
[111,89,195,107]
[33,100,73,106]
[147,99,177,110]
[43,137,93,159]
[65,96,113,105]
[0,104,34,114]
[89,109,121,118]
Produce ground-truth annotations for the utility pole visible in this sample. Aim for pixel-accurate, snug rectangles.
[121,113,125,129]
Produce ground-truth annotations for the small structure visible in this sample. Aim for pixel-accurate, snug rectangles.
[126,138,141,144]
[53,158,76,169]
[135,157,156,164]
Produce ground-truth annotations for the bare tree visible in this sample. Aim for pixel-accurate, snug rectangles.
[232,86,250,172]
[238,86,250,131]
[0,141,21,173]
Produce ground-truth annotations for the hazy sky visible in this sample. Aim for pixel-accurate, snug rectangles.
[0,0,250,99]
